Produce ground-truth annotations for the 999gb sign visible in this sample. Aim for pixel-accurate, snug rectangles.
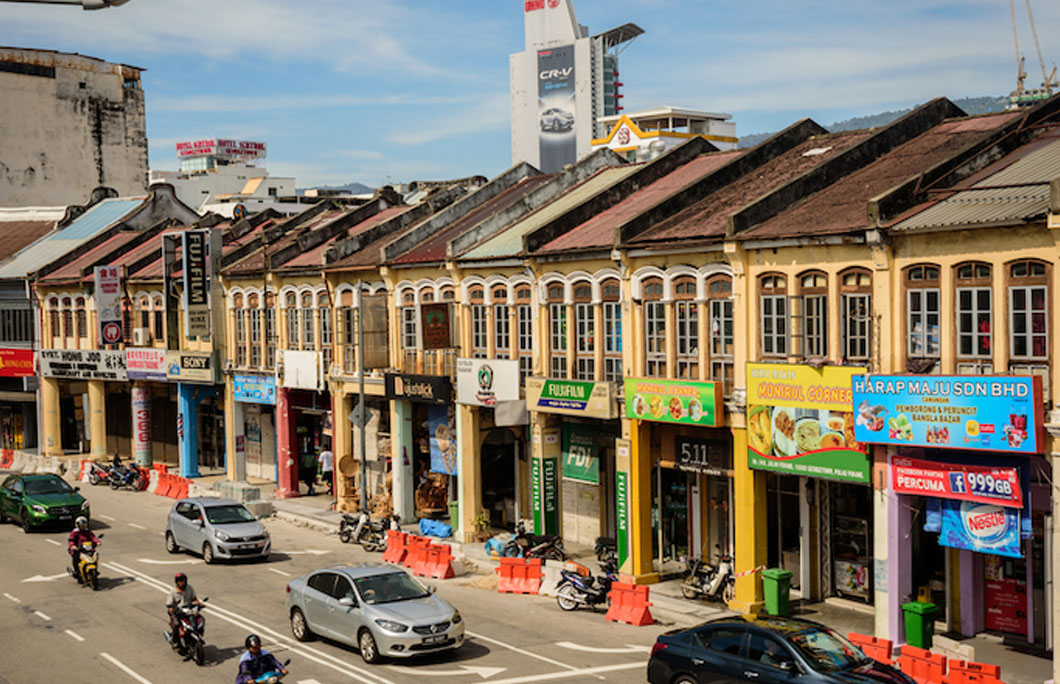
[891,456,1022,508]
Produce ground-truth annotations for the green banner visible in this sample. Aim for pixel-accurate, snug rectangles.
[624,377,723,426]
[616,470,629,569]
[562,425,599,484]
[747,448,870,484]
[542,457,559,534]
[531,458,542,533]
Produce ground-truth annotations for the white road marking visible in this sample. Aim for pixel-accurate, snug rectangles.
[100,652,154,684]
[387,665,507,679]
[282,550,330,555]
[98,514,117,522]
[298,680,324,684]
[3,592,21,603]
[64,629,85,642]
[22,572,71,583]
[554,641,651,654]
[45,538,62,546]
[136,558,201,565]
[268,568,292,577]
[128,523,146,530]
[467,632,585,674]
[107,561,395,684]
[33,610,51,621]
[476,662,645,684]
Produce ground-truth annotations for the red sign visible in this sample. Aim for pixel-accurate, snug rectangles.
[525,0,544,10]
[891,456,1022,508]
[0,349,34,378]
[984,578,1027,634]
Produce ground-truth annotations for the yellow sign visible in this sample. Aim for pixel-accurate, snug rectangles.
[746,363,865,413]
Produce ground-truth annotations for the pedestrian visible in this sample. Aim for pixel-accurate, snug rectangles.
[318,443,334,496]
[300,448,317,495]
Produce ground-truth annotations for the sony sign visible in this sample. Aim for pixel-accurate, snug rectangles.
[182,230,210,338]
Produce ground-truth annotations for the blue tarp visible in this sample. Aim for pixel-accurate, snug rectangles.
[418,518,452,539]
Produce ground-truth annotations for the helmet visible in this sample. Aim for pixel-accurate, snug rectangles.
[74,516,88,530]
[245,634,261,650]
[174,572,187,584]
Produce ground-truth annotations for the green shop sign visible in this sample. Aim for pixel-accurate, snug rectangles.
[526,377,617,419]
[562,425,599,484]
[747,447,870,484]
[531,456,560,534]
[624,377,723,427]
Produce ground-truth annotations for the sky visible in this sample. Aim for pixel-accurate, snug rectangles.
[2,0,1058,188]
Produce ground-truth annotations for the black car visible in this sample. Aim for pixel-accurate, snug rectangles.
[647,615,915,684]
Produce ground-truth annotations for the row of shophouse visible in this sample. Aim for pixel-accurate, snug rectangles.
[4,95,1060,658]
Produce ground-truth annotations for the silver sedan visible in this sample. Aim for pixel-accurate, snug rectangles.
[164,497,271,563]
[285,563,464,664]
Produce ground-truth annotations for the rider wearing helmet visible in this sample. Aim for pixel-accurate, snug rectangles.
[236,634,287,683]
[166,572,202,650]
[67,516,99,582]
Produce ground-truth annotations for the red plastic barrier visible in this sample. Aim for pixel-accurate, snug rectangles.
[898,645,946,684]
[496,557,541,594]
[153,463,168,474]
[382,530,408,565]
[605,582,653,626]
[848,632,894,665]
[943,660,1002,684]
[0,449,13,468]
[423,543,455,580]
[154,473,170,497]
[404,536,431,575]
[76,459,89,482]
[172,476,188,499]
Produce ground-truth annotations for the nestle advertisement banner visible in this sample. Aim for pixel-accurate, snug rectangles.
[852,375,1043,454]
[537,44,576,173]
[939,499,1022,558]
[891,456,1023,508]
[0,348,34,378]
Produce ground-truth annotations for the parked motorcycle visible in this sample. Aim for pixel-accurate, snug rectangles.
[504,519,565,561]
[69,533,104,590]
[87,461,116,486]
[338,511,400,552]
[556,560,618,612]
[109,464,145,491]
[165,598,209,666]
[253,658,291,684]
[681,545,735,603]
[594,536,617,564]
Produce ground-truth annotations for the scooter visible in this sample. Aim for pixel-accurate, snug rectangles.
[504,519,565,561]
[87,461,116,486]
[556,560,618,612]
[681,545,735,604]
[254,658,292,684]
[110,463,145,491]
[69,533,104,590]
[338,511,400,552]
[594,536,617,564]
[164,597,209,666]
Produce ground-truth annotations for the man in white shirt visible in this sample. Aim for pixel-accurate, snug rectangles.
[318,445,334,496]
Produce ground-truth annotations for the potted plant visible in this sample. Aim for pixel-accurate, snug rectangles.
[473,511,491,542]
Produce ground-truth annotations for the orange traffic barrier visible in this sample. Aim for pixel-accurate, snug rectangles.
[496,557,542,594]
[898,645,946,684]
[154,473,170,497]
[76,459,89,482]
[172,476,188,499]
[423,543,455,580]
[404,536,431,575]
[943,660,1002,684]
[0,449,13,469]
[153,463,168,474]
[848,632,894,665]
[382,530,408,564]
[605,582,654,626]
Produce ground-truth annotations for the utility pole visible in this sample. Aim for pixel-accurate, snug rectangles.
[357,280,367,513]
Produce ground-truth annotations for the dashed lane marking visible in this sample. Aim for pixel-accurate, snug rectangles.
[45,538,62,546]
[128,523,146,530]
[98,514,117,522]
[268,568,291,577]
[65,629,85,642]
[3,592,21,603]
[100,652,154,684]
[33,610,51,621]
[554,641,651,654]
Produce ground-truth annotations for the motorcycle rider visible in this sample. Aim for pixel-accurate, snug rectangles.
[235,634,287,683]
[67,516,99,582]
[166,572,203,650]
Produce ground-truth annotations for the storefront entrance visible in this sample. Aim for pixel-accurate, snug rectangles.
[482,428,517,530]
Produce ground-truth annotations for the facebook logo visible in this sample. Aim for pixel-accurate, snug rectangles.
[949,472,967,494]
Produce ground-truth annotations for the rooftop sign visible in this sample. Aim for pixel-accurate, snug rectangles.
[175,139,266,161]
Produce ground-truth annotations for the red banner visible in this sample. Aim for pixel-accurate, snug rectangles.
[0,348,34,378]
[891,456,1022,508]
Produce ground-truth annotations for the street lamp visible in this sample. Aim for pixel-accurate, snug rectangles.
[1,0,132,9]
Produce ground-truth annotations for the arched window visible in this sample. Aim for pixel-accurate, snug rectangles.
[601,278,622,381]
[707,276,733,395]
[61,296,74,340]
[48,297,60,340]
[797,271,827,358]
[905,264,940,360]
[248,294,261,367]
[137,296,151,343]
[643,278,666,376]
[759,274,788,358]
[492,285,510,358]
[516,284,534,378]
[76,297,88,340]
[954,263,990,361]
[285,292,298,350]
[233,293,246,366]
[400,289,417,351]
[301,292,315,349]
[1008,259,1049,361]
[468,285,487,358]
[547,283,567,379]
[673,277,698,379]
[319,291,332,374]
[152,296,164,341]
[264,292,277,368]
[572,282,594,380]
[840,269,872,362]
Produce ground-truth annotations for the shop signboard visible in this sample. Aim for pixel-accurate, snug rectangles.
[624,378,723,427]
[746,363,870,484]
[182,229,210,338]
[281,350,320,390]
[384,373,452,405]
[939,500,1022,558]
[531,456,542,533]
[672,436,731,476]
[165,351,213,384]
[420,303,451,350]
[456,358,519,407]
[125,348,167,382]
[131,386,151,464]
[428,405,457,475]
[233,373,277,404]
[852,375,1043,454]
[542,457,558,534]
[40,349,127,381]
[93,266,123,345]
[0,348,34,378]
[561,424,598,484]
[891,456,1023,508]
[526,377,616,419]
[615,438,631,571]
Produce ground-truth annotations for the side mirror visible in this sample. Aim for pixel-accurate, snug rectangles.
[339,596,357,607]
[74,486,80,492]
[777,660,797,673]
[196,519,204,527]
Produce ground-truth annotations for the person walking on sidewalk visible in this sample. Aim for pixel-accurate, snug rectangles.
[317,443,334,496]
[300,448,317,495]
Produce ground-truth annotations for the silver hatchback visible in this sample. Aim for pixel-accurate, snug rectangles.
[285,563,464,664]
[164,497,271,563]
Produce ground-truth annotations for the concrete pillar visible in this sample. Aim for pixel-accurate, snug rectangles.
[274,388,300,498]
[131,384,152,466]
[732,427,767,613]
[629,418,657,583]
[41,376,62,456]
[333,392,356,512]
[456,403,481,542]
[883,489,914,643]
[390,399,415,522]
[1052,451,1060,684]
[177,384,201,478]
[87,380,106,458]
[224,381,245,481]
[529,413,560,536]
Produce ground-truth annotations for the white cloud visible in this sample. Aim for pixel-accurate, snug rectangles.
[387,92,510,146]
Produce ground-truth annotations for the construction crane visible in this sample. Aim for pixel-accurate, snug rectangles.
[1007,0,1058,109]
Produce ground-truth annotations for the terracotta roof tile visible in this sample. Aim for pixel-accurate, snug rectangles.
[0,220,57,263]
[279,206,411,270]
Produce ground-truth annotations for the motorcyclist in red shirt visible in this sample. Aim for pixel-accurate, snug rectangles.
[68,516,99,582]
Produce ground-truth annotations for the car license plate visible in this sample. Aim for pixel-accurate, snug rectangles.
[422,635,447,645]
[240,544,257,550]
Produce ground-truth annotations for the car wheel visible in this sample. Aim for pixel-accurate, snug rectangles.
[0,504,7,525]
[165,531,179,554]
[290,607,313,642]
[202,542,215,565]
[672,676,696,684]
[358,629,381,664]
[20,508,32,533]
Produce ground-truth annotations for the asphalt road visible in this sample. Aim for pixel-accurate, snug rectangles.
[0,472,665,684]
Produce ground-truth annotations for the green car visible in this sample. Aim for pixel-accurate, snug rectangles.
[0,473,89,533]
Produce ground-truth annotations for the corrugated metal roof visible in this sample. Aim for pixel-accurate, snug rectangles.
[891,136,1060,232]
[460,166,639,260]
[0,198,141,278]
[280,207,411,270]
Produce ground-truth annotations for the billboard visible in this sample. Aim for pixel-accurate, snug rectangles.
[939,500,1021,558]
[125,348,167,382]
[890,456,1022,508]
[0,349,34,378]
[624,377,723,427]
[182,230,210,338]
[537,44,576,173]
[176,139,266,161]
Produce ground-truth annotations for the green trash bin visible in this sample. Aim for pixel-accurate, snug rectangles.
[901,601,937,649]
[762,568,793,617]
[447,501,460,529]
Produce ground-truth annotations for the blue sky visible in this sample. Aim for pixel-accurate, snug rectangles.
[3,0,1057,187]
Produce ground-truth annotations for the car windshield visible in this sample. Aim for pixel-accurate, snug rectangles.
[24,478,73,495]
[354,572,430,605]
[788,627,869,673]
[204,504,256,524]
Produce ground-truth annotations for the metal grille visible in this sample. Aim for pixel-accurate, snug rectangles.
[412,620,451,635]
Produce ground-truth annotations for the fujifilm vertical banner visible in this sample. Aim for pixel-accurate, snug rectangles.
[94,265,123,345]
[182,230,210,338]
[537,44,576,173]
